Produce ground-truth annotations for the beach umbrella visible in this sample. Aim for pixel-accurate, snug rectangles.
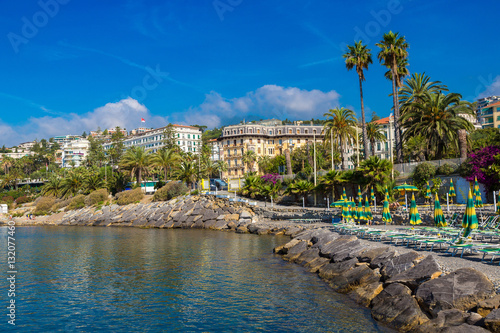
[341,197,352,222]
[474,177,481,196]
[409,193,422,226]
[475,190,483,208]
[357,186,362,202]
[356,198,363,221]
[449,179,456,203]
[433,193,447,228]
[364,196,373,222]
[331,199,355,207]
[393,183,419,208]
[371,186,375,202]
[342,187,347,201]
[462,189,479,238]
[382,194,392,224]
[425,182,431,201]
[497,192,500,215]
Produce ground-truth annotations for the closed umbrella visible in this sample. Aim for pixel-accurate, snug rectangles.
[433,193,446,228]
[462,189,479,238]
[382,194,392,224]
[356,198,363,222]
[357,186,362,202]
[342,187,347,201]
[475,191,483,208]
[371,186,375,202]
[342,197,352,223]
[409,193,422,226]
[364,196,373,223]
[497,192,500,215]
[425,182,431,202]
[449,179,456,204]
[474,177,480,197]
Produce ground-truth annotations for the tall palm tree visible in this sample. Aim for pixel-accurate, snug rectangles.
[376,31,409,163]
[400,92,474,159]
[214,160,228,179]
[383,57,410,87]
[343,40,372,160]
[202,157,217,178]
[366,122,387,156]
[150,148,179,181]
[242,150,257,173]
[323,107,357,170]
[119,146,151,185]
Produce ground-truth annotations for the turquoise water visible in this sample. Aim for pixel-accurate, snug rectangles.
[0,226,387,332]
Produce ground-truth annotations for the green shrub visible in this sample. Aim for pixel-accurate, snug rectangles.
[153,182,188,201]
[115,188,144,205]
[436,164,456,176]
[53,198,72,210]
[1,196,14,204]
[412,162,436,189]
[85,188,108,206]
[67,195,86,210]
[35,196,56,214]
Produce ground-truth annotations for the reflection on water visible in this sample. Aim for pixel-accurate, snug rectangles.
[0,226,388,332]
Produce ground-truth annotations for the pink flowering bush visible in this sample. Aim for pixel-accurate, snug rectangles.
[261,173,281,185]
[463,145,500,191]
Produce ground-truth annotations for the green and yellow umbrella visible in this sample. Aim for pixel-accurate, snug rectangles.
[382,194,392,224]
[342,197,352,223]
[331,199,355,207]
[449,179,456,203]
[357,186,362,202]
[425,182,431,201]
[497,192,500,215]
[462,189,479,238]
[371,186,375,203]
[475,190,483,208]
[364,196,373,221]
[409,193,422,226]
[433,193,447,228]
[356,198,363,221]
[474,177,480,196]
[342,187,347,201]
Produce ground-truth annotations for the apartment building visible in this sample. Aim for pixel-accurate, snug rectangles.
[371,116,395,161]
[61,137,90,168]
[103,124,202,153]
[479,100,500,129]
[219,119,326,177]
[208,139,222,161]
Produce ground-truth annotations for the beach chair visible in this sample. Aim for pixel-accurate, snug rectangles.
[478,247,500,264]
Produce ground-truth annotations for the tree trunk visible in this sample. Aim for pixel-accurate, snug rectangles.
[284,149,292,175]
[359,75,368,160]
[458,129,467,161]
[340,137,346,170]
[164,168,167,182]
[371,139,375,156]
[391,65,402,164]
[138,169,141,185]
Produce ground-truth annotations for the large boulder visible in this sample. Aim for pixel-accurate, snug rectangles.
[303,256,330,273]
[317,235,360,260]
[274,238,301,255]
[283,241,309,261]
[477,294,500,317]
[294,248,321,265]
[371,283,429,332]
[387,255,442,290]
[348,281,383,307]
[380,250,423,280]
[415,309,469,333]
[370,248,397,269]
[415,268,495,317]
[441,324,490,333]
[357,246,390,263]
[318,258,358,280]
[329,264,381,294]
[485,308,500,333]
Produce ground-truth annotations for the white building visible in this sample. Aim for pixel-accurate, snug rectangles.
[103,124,202,153]
[370,115,395,161]
[208,139,222,161]
[61,138,90,168]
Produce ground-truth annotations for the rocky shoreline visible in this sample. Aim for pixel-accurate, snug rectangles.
[4,195,500,332]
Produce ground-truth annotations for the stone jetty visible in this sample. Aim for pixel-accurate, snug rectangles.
[14,195,500,332]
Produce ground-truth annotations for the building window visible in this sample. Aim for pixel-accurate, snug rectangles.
[240,139,243,144]
[385,142,388,151]
[257,129,260,134]
[228,160,231,167]
[257,139,261,143]
[233,140,236,145]
[313,130,317,134]
[296,129,300,134]
[377,142,381,151]
[268,148,273,154]
[241,148,244,155]
[228,150,230,156]
[258,148,261,154]
[249,139,253,144]
[249,129,253,134]
[289,129,292,134]
[234,149,237,155]
[279,130,282,134]
[289,139,293,144]
[297,139,301,143]
[279,139,282,145]
[305,129,309,134]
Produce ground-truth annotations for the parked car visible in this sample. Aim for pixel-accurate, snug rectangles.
[209,178,228,191]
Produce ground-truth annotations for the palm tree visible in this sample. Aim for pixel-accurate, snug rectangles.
[257,155,271,174]
[399,73,448,116]
[383,57,409,87]
[400,92,474,160]
[150,148,179,181]
[358,156,392,193]
[318,170,344,201]
[284,179,315,205]
[343,40,372,160]
[403,135,427,162]
[366,122,387,156]
[376,31,409,163]
[241,174,263,198]
[41,176,62,196]
[60,172,84,198]
[323,107,357,170]
[119,146,151,185]
[214,160,228,179]
[84,173,105,193]
[174,160,197,189]
[242,150,257,173]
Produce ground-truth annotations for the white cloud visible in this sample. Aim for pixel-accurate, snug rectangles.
[0,98,161,147]
[172,84,341,128]
[477,75,500,99]
[0,85,341,147]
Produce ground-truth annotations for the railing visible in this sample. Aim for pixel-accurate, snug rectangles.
[393,158,463,176]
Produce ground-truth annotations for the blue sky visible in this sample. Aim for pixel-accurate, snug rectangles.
[0,0,499,146]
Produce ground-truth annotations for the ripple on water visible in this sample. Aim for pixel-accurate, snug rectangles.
[0,226,389,332]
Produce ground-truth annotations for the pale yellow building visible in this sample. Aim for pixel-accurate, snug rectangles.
[219,120,325,177]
